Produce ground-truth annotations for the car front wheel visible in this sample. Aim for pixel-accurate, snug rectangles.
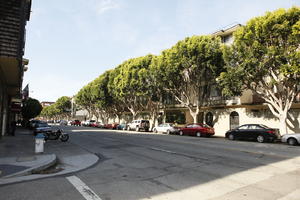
[179,131,184,136]
[196,132,201,137]
[287,138,298,146]
[257,135,265,143]
[228,134,235,140]
[166,130,170,135]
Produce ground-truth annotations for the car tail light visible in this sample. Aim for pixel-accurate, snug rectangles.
[267,130,275,134]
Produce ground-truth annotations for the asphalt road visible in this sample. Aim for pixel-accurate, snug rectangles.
[1,125,300,200]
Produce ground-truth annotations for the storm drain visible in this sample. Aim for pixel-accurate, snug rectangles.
[32,161,63,174]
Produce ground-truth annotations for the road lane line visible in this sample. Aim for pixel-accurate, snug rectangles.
[149,147,176,154]
[67,176,103,200]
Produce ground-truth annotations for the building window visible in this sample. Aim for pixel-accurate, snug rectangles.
[222,35,234,44]
[230,111,239,130]
[205,112,213,127]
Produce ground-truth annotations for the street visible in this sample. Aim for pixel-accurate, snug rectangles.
[1,125,300,200]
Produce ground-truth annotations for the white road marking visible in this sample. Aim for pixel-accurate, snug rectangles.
[67,176,102,200]
[149,147,176,154]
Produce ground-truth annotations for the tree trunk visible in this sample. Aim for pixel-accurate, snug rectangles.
[279,113,288,135]
[188,108,198,123]
[150,111,158,130]
[116,114,122,123]
[128,107,138,120]
[187,104,199,123]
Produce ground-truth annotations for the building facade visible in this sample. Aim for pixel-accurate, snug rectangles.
[0,0,32,136]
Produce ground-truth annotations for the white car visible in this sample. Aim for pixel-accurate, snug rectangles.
[82,120,96,126]
[281,133,300,146]
[152,123,179,134]
[59,120,68,126]
[127,120,150,132]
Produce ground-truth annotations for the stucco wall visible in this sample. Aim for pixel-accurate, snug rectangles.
[206,107,300,137]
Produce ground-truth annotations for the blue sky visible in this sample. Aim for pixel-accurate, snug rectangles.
[23,0,299,102]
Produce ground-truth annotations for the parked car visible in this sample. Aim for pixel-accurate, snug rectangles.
[33,122,52,136]
[29,119,41,129]
[127,120,150,132]
[225,124,280,143]
[59,120,68,126]
[178,123,215,137]
[94,122,104,128]
[117,123,127,130]
[103,124,113,129]
[82,120,96,126]
[90,121,99,127]
[281,133,300,146]
[152,123,179,134]
[70,120,81,126]
[103,123,119,129]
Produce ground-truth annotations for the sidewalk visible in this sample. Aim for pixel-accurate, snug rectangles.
[0,127,99,185]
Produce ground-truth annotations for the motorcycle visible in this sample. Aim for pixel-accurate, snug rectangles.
[43,129,69,142]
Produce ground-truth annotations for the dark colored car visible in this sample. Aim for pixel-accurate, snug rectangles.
[178,123,215,137]
[225,124,280,143]
[33,122,52,136]
[29,119,41,129]
[70,120,81,126]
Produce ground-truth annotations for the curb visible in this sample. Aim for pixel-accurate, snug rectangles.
[1,154,57,179]
[0,153,99,186]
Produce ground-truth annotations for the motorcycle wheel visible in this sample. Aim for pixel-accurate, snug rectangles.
[60,134,69,142]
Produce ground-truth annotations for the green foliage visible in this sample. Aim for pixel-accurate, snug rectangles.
[108,55,154,118]
[40,104,59,118]
[55,96,71,115]
[22,98,42,120]
[155,35,224,106]
[219,7,300,96]
[40,96,71,119]
[111,55,153,99]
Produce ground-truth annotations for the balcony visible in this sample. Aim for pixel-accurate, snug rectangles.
[203,96,240,107]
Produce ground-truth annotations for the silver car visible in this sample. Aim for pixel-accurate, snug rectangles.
[152,123,179,134]
[281,133,300,146]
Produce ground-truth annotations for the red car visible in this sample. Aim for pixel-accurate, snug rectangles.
[70,120,81,126]
[178,123,215,137]
[103,123,119,129]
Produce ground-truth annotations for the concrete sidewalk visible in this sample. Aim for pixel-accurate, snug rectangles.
[0,127,99,185]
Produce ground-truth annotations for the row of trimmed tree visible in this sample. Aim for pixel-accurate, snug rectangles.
[39,96,72,120]
[46,8,298,134]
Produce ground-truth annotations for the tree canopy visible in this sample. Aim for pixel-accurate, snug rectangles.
[218,7,300,134]
[155,35,224,122]
[22,98,42,120]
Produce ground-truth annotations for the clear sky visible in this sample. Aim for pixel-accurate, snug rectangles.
[23,0,299,102]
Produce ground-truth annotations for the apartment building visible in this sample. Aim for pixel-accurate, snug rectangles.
[0,0,32,136]
[164,24,300,136]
